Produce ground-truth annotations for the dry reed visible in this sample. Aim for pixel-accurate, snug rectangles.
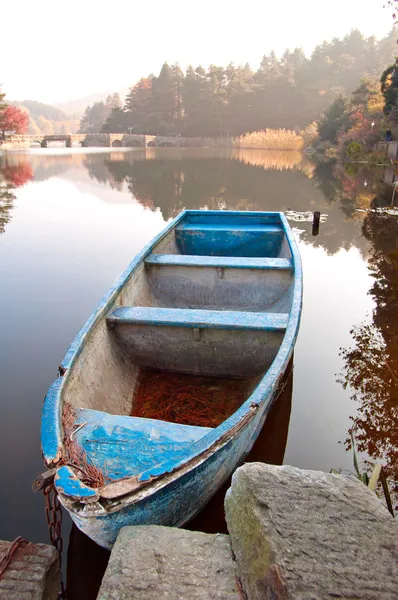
[234,129,304,151]
[62,402,109,488]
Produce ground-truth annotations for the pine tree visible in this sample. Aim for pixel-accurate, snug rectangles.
[101,107,128,133]
[0,86,6,112]
[318,95,352,143]
[381,59,398,119]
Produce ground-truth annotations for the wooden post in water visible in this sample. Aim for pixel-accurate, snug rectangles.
[312,211,320,236]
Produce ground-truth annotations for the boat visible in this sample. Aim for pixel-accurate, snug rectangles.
[40,210,302,549]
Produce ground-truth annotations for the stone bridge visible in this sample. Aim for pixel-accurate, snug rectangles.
[3,133,231,149]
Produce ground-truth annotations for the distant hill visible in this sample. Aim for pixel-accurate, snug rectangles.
[10,99,79,136]
[55,90,128,118]
[17,100,69,122]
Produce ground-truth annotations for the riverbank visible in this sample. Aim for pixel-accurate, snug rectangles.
[97,463,397,599]
[2,463,396,599]
[0,128,306,152]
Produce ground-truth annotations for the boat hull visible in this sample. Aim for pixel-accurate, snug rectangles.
[64,376,283,549]
[41,210,302,549]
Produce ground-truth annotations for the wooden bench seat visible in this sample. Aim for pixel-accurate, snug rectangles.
[145,254,293,270]
[107,306,289,331]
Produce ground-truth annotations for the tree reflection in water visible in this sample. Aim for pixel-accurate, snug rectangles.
[0,155,34,234]
[0,186,15,234]
[338,211,398,509]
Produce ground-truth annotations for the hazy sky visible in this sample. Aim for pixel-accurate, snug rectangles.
[2,0,394,105]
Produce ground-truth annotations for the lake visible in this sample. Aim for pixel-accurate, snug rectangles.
[0,147,396,596]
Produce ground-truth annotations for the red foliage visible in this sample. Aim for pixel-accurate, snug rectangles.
[2,163,34,187]
[0,106,29,134]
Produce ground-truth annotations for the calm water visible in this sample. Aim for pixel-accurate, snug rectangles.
[0,148,396,595]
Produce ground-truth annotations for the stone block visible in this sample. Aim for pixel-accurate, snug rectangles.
[97,525,239,599]
[225,463,398,600]
[0,539,60,599]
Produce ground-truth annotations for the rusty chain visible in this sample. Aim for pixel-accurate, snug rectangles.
[0,536,31,579]
[43,483,67,600]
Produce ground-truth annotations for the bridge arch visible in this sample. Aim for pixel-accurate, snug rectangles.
[111,139,123,147]
[147,140,157,147]
[158,141,176,147]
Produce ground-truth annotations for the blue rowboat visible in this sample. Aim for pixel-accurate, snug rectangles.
[41,210,302,549]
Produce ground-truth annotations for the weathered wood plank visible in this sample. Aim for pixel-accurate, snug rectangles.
[145,254,293,270]
[107,306,289,331]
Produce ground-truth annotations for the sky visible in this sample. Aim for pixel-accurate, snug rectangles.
[2,0,394,105]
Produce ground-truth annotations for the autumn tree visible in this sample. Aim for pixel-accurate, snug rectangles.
[36,115,54,135]
[0,86,6,113]
[317,95,352,143]
[28,117,42,135]
[0,105,29,136]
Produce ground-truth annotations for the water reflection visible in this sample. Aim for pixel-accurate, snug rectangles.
[0,147,395,555]
[0,154,34,233]
[0,187,15,234]
[338,210,398,507]
[65,148,367,254]
[1,149,386,255]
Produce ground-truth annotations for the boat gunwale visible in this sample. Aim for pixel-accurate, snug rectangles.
[41,210,302,502]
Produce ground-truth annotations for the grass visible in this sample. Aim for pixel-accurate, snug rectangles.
[234,129,304,151]
[331,432,395,517]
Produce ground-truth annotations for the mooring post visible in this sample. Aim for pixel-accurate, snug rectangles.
[312,211,320,236]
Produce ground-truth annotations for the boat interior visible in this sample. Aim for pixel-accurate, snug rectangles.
[61,212,295,486]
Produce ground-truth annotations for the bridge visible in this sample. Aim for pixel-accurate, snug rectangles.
[2,133,230,149]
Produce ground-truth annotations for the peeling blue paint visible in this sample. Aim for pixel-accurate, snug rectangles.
[145,254,293,270]
[108,306,289,331]
[55,466,98,498]
[72,408,212,481]
[41,377,64,463]
[68,401,272,549]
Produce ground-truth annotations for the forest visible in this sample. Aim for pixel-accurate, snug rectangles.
[79,29,397,137]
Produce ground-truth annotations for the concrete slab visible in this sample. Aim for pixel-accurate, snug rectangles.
[0,539,60,600]
[97,525,239,599]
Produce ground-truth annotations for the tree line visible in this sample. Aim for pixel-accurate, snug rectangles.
[79,29,397,137]
[314,53,398,160]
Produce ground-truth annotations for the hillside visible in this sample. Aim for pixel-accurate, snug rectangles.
[54,90,128,118]
[10,100,80,136]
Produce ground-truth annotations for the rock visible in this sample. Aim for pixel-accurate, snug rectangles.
[225,463,398,600]
[97,525,239,599]
[0,539,60,599]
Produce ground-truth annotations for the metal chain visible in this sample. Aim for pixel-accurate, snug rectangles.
[0,537,31,579]
[43,484,67,600]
